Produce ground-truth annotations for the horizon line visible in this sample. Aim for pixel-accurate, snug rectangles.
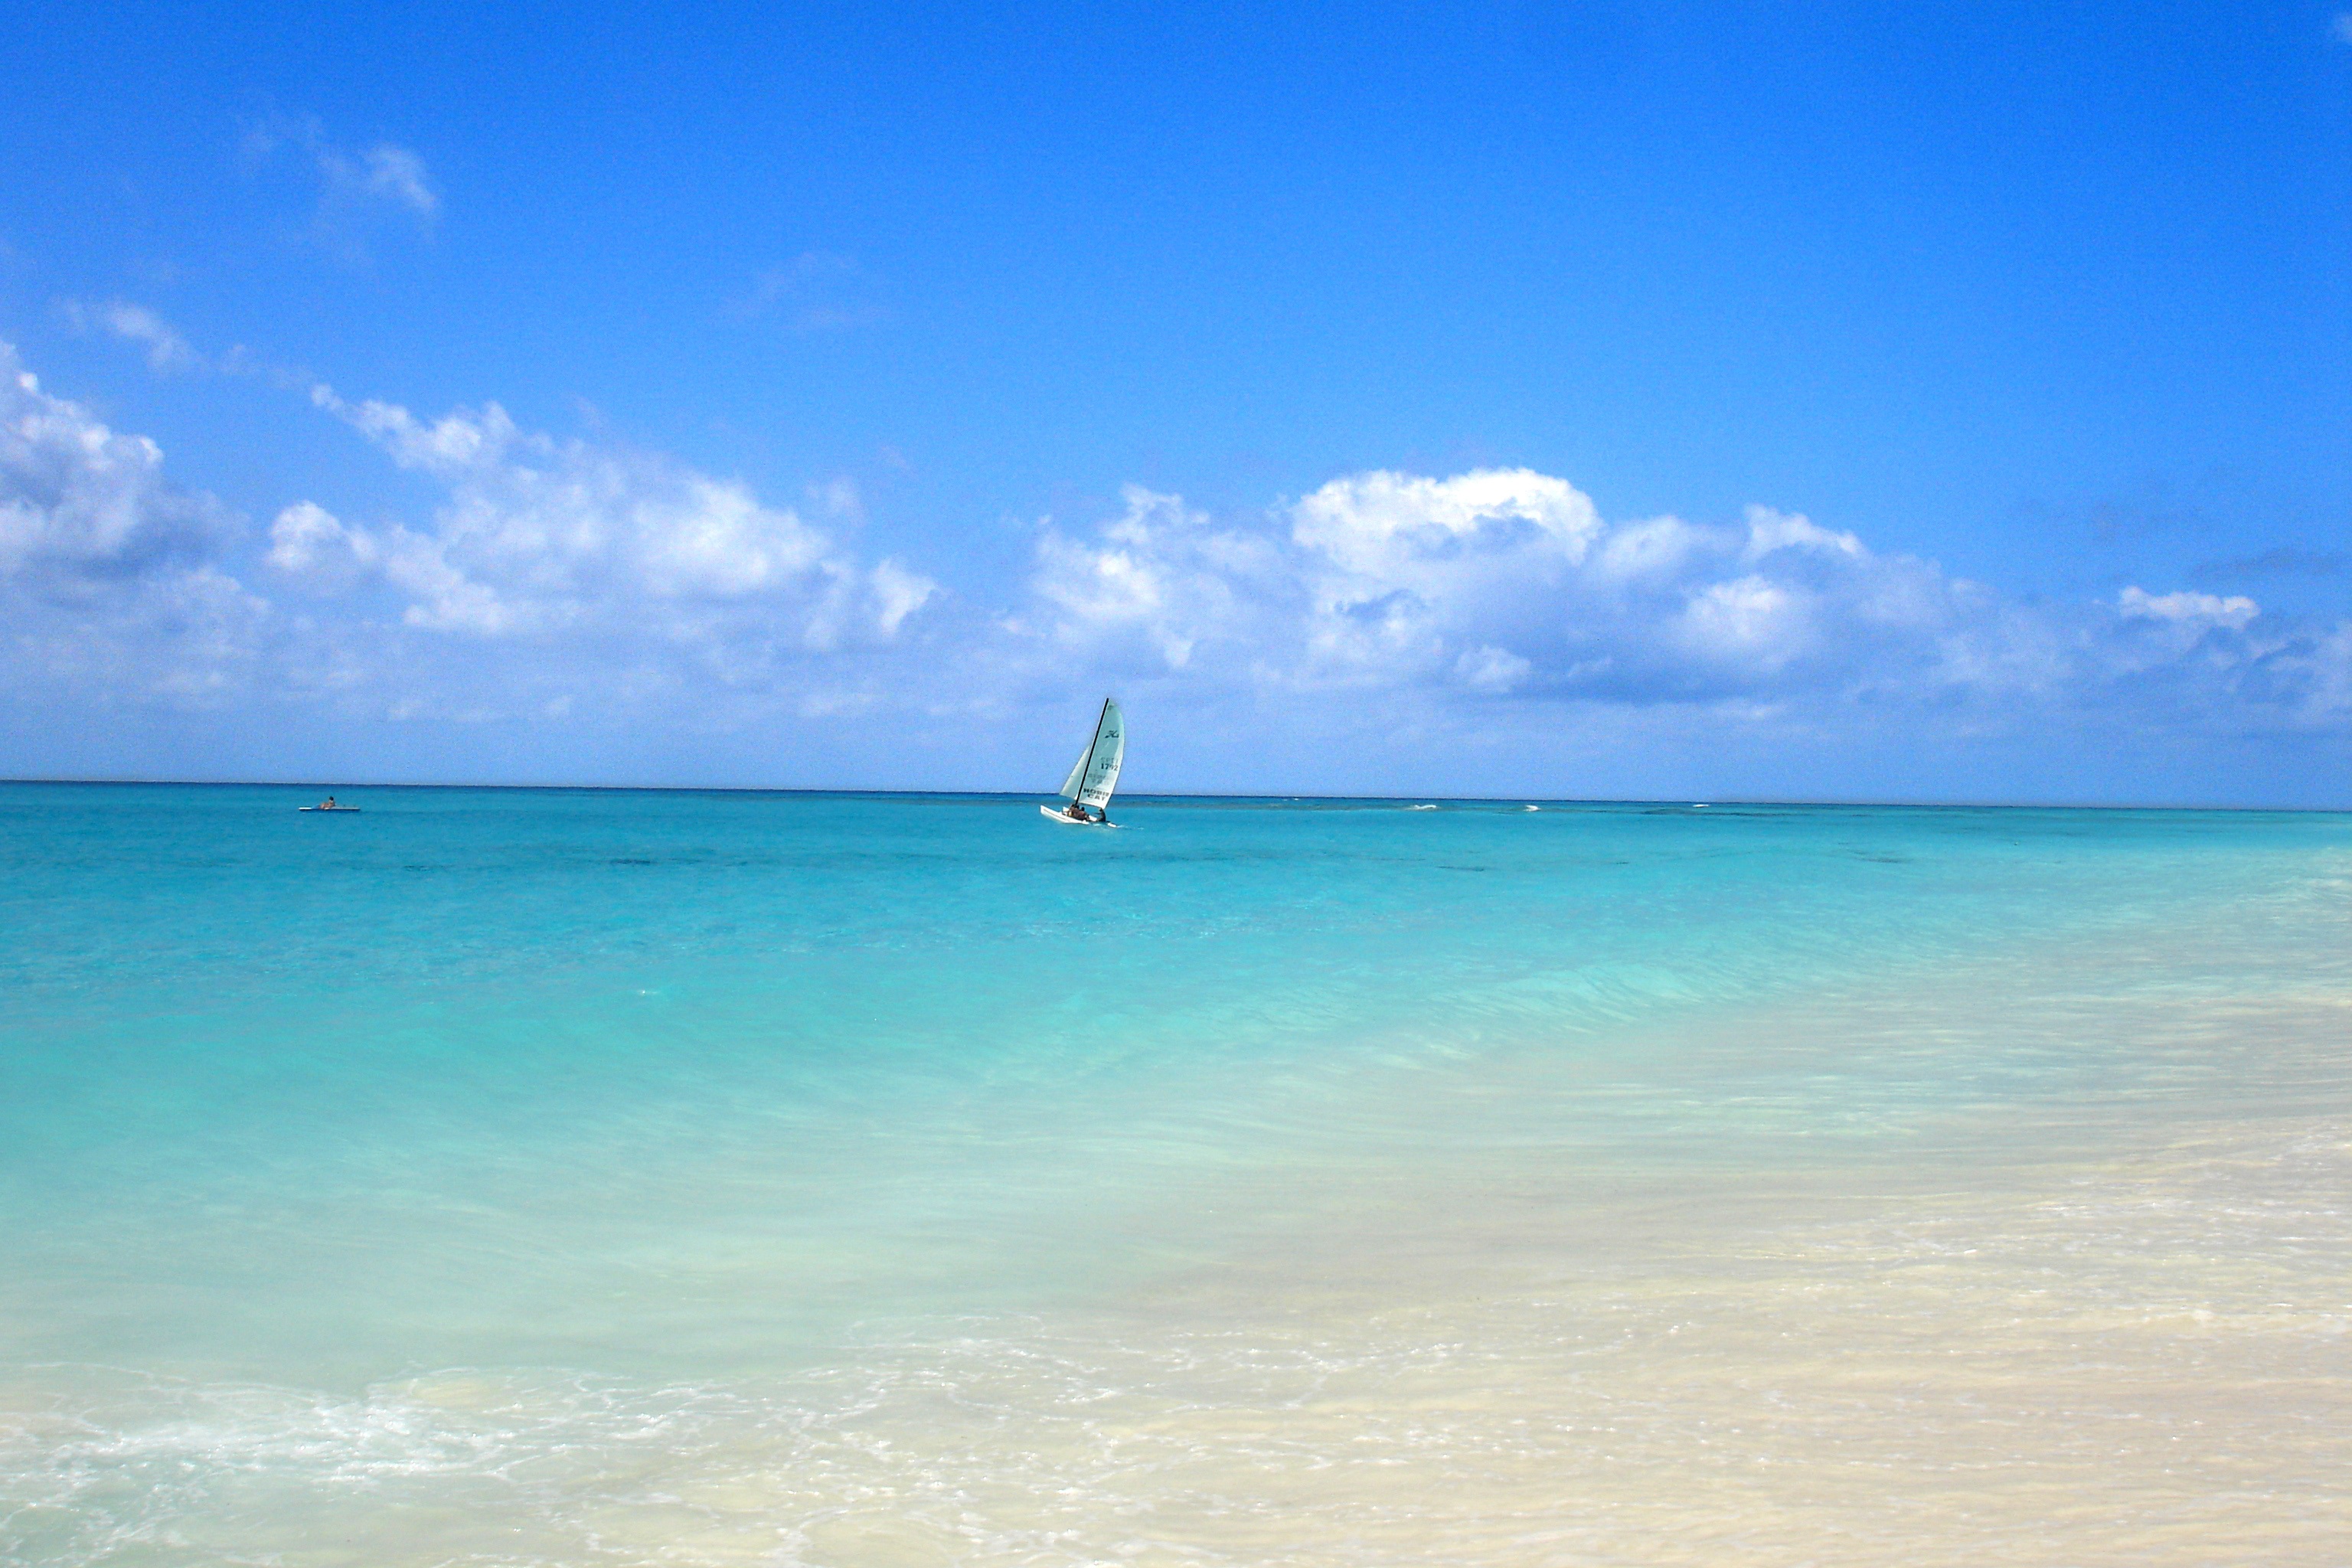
[0,776,2341,814]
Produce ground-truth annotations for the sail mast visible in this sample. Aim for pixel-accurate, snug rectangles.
[1049,697,1125,820]
[1058,697,1110,802]
[1076,698,1124,812]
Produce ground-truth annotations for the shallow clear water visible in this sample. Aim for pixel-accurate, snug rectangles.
[2,786,2346,1564]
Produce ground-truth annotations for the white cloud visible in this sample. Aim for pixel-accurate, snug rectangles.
[2117,585,2259,631]
[731,253,887,332]
[1739,505,1863,563]
[266,501,381,592]
[282,384,936,665]
[62,299,198,373]
[1290,469,1605,684]
[1021,484,1291,672]
[1675,575,1808,671]
[1275,473,1962,700]
[0,344,228,577]
[245,118,439,253]
[869,558,935,638]
[2333,12,2352,44]
[2,327,2344,791]
[350,144,438,218]
[2276,623,2352,727]
[0,342,269,703]
[1455,643,1533,693]
[1011,468,2352,743]
[3,338,938,726]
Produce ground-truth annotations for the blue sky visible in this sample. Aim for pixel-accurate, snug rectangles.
[2,2,2347,802]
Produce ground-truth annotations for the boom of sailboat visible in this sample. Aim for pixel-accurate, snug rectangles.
[1042,698,1125,827]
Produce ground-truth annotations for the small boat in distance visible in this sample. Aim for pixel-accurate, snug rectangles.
[1042,698,1124,827]
[298,795,361,812]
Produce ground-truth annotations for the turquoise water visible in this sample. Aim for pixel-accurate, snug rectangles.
[2,785,2346,1564]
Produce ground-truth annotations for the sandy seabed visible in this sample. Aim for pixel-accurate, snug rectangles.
[13,1067,2347,1562]
[8,881,2349,1566]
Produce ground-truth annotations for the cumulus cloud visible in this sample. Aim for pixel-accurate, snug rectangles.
[2275,623,2352,727]
[0,342,266,703]
[0,344,228,578]
[1020,485,1292,672]
[3,329,2343,791]
[1018,470,1975,704]
[1011,468,2352,740]
[2,338,938,727]
[289,385,933,654]
[264,500,379,592]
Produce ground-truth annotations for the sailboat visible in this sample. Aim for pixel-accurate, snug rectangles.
[1041,697,1125,827]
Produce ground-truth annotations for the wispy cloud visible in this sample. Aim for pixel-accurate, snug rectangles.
[341,142,437,218]
[2190,546,2347,583]
[2334,11,2352,44]
[243,116,439,256]
[2116,585,2258,631]
[64,299,325,392]
[730,253,888,333]
[58,299,200,373]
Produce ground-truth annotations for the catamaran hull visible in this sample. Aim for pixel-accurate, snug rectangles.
[1040,805,1114,827]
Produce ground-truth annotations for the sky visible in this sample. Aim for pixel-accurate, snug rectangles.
[2,1,2347,804]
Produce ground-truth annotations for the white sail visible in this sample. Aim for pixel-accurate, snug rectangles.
[1057,698,1125,810]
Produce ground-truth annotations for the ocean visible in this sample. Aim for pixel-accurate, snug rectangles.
[2,784,2345,1565]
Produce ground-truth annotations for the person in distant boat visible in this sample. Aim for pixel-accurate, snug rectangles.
[322,795,336,809]
[1063,799,1089,822]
